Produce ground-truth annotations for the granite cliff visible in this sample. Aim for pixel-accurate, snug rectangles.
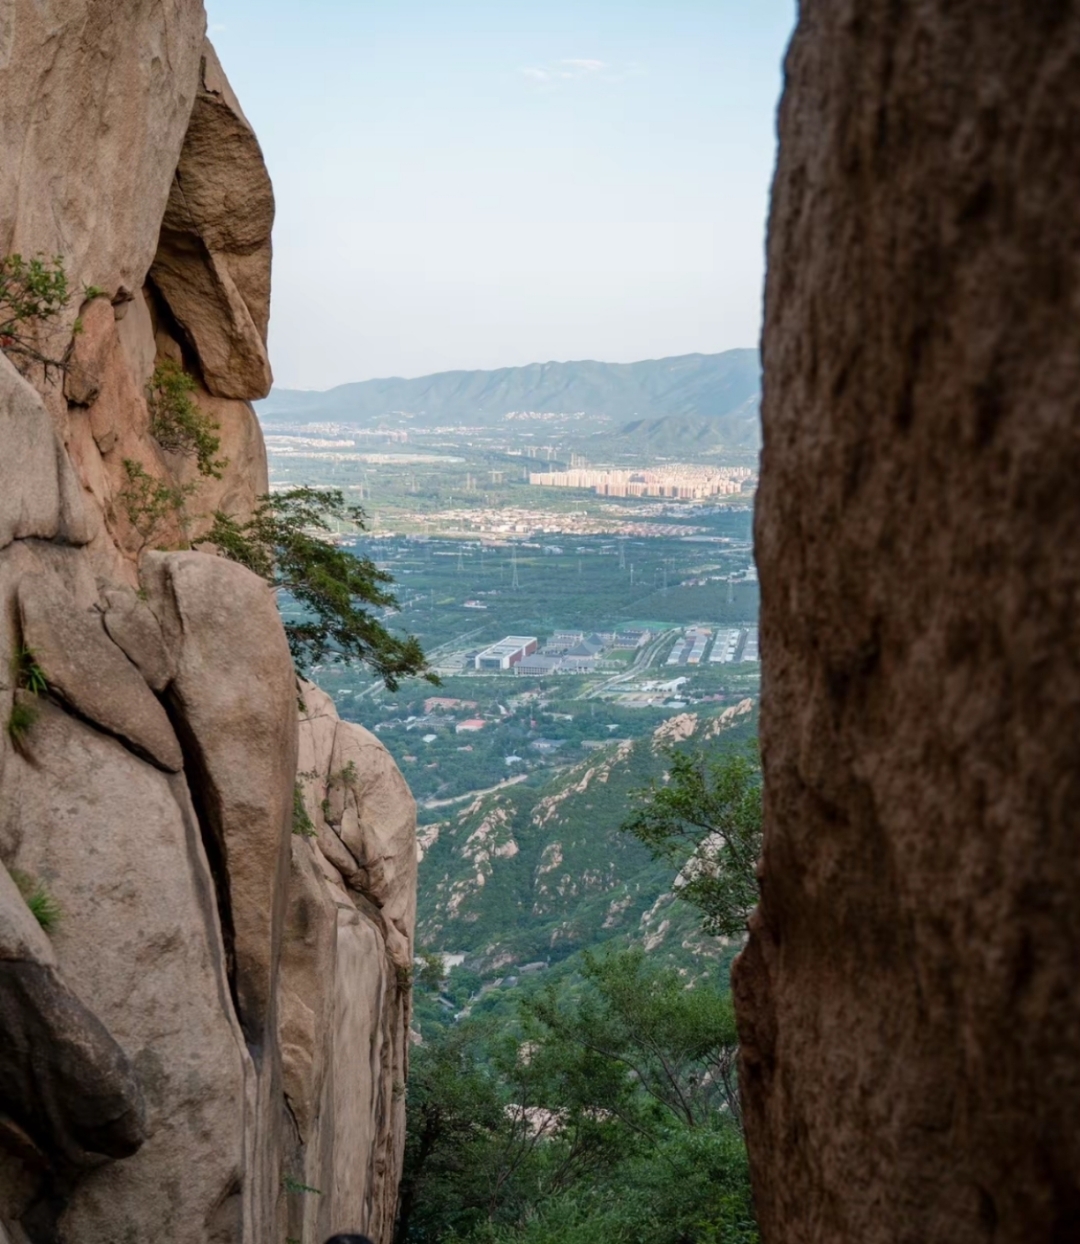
[0,3,416,1242]
[736,3,1080,1241]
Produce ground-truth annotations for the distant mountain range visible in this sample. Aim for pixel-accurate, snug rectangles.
[258,350,761,447]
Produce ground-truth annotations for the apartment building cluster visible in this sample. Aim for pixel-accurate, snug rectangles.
[529,465,755,500]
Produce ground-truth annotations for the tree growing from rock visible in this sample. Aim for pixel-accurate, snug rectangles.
[146,360,227,479]
[207,487,433,688]
[0,253,70,375]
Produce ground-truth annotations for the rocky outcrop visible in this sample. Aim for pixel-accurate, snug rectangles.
[735,4,1080,1243]
[150,42,275,400]
[0,5,417,1242]
[285,682,415,1244]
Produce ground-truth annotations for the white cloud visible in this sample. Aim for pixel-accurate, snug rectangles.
[520,57,624,88]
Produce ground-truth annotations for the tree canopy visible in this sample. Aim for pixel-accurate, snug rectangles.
[622,743,761,938]
[396,949,755,1244]
[208,487,433,688]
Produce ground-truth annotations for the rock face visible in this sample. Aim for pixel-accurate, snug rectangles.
[735,5,1080,1243]
[0,6,417,1242]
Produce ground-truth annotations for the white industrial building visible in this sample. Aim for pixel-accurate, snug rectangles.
[474,636,539,671]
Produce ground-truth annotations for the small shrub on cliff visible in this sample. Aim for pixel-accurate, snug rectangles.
[292,782,316,838]
[10,870,61,934]
[0,253,70,374]
[281,1176,321,1196]
[14,646,47,695]
[147,360,227,479]
[117,459,195,550]
[207,487,434,689]
[7,700,39,748]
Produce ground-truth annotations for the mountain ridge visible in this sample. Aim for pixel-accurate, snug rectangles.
[259,349,761,432]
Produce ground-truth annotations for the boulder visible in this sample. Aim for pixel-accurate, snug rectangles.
[0,0,205,302]
[0,701,253,1242]
[0,864,146,1170]
[150,41,274,400]
[735,4,1080,1241]
[101,587,176,693]
[142,551,297,1047]
[17,575,182,772]
[285,681,417,1240]
[0,357,88,553]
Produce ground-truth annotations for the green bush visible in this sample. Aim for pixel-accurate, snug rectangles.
[117,458,195,550]
[11,870,61,934]
[7,699,39,746]
[14,645,47,695]
[147,360,227,479]
[292,782,316,838]
[0,253,70,373]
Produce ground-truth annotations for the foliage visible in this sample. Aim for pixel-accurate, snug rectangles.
[7,699,39,747]
[147,360,227,479]
[281,1176,321,1196]
[207,487,433,687]
[11,870,61,934]
[416,951,447,993]
[14,646,47,695]
[117,459,195,549]
[622,743,761,938]
[292,782,316,838]
[396,950,754,1244]
[526,948,742,1130]
[329,759,359,788]
[0,253,70,373]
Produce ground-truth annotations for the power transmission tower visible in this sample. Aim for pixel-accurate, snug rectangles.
[619,540,626,571]
[511,547,520,591]
[727,577,735,605]
[457,548,464,573]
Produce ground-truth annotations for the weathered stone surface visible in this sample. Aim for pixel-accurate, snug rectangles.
[0,863,146,1170]
[734,6,1080,1243]
[101,587,176,693]
[17,575,182,772]
[0,8,416,1239]
[286,681,416,1240]
[0,1,205,303]
[142,551,297,1045]
[150,40,274,400]
[0,960,146,1167]
[63,299,115,408]
[0,701,253,1242]
[169,389,270,532]
[0,357,88,553]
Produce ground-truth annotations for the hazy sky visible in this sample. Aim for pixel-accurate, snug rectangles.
[205,0,796,389]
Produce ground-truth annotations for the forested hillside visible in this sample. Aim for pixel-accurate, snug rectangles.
[415,699,757,987]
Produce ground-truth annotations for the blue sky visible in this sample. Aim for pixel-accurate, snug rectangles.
[205,0,796,389]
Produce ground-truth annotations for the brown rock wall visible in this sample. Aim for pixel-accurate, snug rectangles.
[0,6,417,1242]
[735,4,1080,1242]
[284,681,417,1241]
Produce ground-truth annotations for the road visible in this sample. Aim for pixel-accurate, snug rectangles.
[578,630,673,700]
